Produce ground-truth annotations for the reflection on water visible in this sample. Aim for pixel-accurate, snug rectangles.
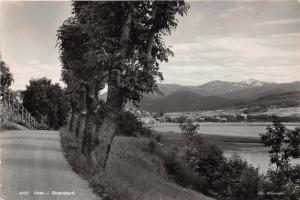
[150,123,300,173]
[224,151,300,174]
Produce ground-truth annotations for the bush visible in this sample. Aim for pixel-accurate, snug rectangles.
[116,111,152,138]
[162,148,203,190]
[179,119,201,145]
[228,155,260,200]
[186,144,260,200]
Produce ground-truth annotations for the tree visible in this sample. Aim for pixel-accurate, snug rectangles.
[61,68,86,133]
[22,78,68,129]
[260,116,300,194]
[0,55,14,88]
[179,119,201,145]
[57,15,103,162]
[261,116,300,174]
[57,1,189,172]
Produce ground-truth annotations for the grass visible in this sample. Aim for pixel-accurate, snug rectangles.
[95,136,213,200]
[60,127,213,200]
[60,128,107,199]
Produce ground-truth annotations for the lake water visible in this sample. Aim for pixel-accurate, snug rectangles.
[224,151,300,173]
[149,122,300,137]
[149,122,300,173]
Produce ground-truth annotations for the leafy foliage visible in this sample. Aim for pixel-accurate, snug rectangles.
[186,145,260,200]
[116,110,152,138]
[58,1,189,106]
[0,55,14,88]
[179,119,201,145]
[22,78,68,129]
[260,116,300,173]
[260,116,300,198]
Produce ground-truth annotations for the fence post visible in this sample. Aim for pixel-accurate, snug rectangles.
[25,110,28,127]
[8,90,10,109]
[11,94,14,114]
[1,87,42,130]
[16,103,19,117]
[21,106,24,121]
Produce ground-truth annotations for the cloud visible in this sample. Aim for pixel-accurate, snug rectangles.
[3,1,300,89]
[160,33,300,85]
[10,59,62,90]
[255,18,300,26]
[220,4,254,18]
[29,59,40,65]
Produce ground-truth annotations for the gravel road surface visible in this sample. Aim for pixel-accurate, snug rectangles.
[0,130,99,200]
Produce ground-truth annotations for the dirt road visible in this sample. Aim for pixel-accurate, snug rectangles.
[0,130,99,200]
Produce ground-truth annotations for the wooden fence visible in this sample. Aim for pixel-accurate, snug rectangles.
[0,87,41,129]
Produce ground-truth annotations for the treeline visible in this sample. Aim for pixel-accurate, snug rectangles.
[166,115,300,123]
[56,1,189,174]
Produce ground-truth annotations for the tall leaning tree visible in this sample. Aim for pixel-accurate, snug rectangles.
[94,1,189,173]
[57,1,189,172]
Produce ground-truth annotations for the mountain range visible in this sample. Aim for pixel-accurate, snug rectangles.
[139,79,300,112]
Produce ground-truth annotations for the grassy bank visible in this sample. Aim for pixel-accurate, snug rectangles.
[0,120,28,131]
[60,127,213,200]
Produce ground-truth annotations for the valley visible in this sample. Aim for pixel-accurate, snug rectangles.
[139,79,300,118]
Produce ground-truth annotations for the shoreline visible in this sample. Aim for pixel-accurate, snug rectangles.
[149,122,300,127]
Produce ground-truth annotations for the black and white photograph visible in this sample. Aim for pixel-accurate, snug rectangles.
[0,1,300,200]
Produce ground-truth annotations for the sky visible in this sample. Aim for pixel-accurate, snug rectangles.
[1,1,300,90]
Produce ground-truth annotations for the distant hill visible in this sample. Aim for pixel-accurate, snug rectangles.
[145,80,300,100]
[235,91,300,111]
[140,90,236,113]
[143,84,185,99]
[138,80,300,112]
[100,80,300,113]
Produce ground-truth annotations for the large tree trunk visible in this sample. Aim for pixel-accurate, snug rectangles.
[95,84,123,172]
[75,112,86,141]
[94,13,132,173]
[81,85,97,164]
[69,109,76,132]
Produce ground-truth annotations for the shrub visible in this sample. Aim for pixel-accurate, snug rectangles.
[116,111,152,138]
[179,119,202,146]
[162,148,203,190]
[228,155,260,200]
[186,144,260,200]
[177,115,187,123]
[148,138,157,154]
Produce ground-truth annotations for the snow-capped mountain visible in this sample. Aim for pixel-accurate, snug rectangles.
[239,79,268,87]
[189,79,270,96]
[139,80,300,112]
